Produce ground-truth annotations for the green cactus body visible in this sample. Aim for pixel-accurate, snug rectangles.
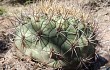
[14,14,96,68]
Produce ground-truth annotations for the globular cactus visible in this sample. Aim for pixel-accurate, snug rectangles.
[14,13,96,69]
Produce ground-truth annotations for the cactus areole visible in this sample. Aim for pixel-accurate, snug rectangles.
[14,14,96,68]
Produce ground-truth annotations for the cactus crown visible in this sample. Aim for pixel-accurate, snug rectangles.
[13,12,97,69]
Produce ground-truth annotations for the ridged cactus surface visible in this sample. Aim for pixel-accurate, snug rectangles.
[14,14,96,69]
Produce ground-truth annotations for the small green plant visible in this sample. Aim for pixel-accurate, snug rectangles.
[0,7,6,15]
[13,12,97,69]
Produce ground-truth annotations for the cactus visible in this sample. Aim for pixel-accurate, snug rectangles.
[14,13,96,69]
